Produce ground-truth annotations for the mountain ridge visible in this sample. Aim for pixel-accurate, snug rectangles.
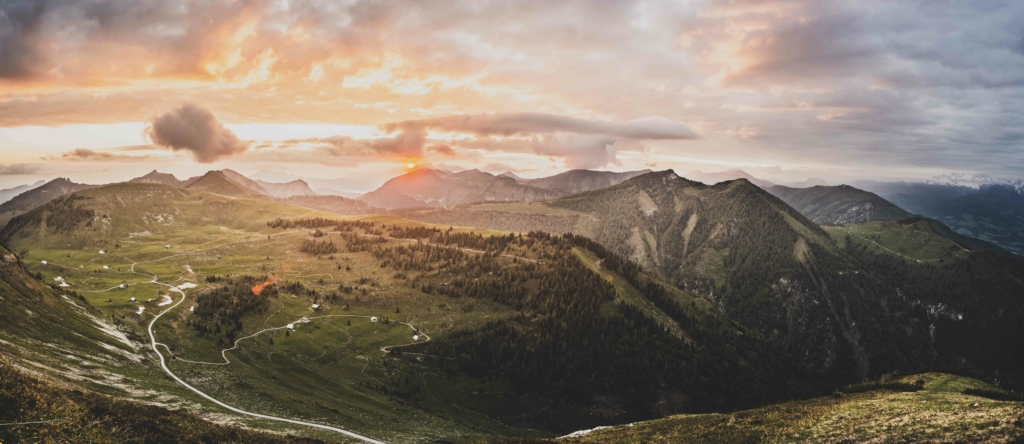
[359,168,651,209]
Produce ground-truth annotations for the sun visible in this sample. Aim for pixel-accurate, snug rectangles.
[406,163,416,169]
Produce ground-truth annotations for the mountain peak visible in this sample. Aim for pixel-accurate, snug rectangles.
[130,170,183,187]
[254,178,317,198]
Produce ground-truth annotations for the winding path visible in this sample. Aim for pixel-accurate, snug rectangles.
[134,263,387,444]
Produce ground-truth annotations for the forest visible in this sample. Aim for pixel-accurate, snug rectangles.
[188,276,275,346]
[350,228,819,424]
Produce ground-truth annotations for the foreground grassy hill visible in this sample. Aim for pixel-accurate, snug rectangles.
[0,357,320,444]
[559,373,1024,443]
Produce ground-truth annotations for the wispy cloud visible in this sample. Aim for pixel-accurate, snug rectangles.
[45,148,150,162]
[0,163,40,175]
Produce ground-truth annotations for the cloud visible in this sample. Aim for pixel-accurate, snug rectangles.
[531,134,621,169]
[43,148,150,162]
[61,148,116,160]
[365,128,426,158]
[427,144,456,157]
[382,113,700,140]
[3,0,1024,179]
[377,112,697,169]
[0,163,40,175]
[481,163,520,173]
[145,104,248,163]
[0,1,48,79]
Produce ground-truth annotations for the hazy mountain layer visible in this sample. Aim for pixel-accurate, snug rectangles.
[359,168,650,208]
[0,180,45,204]
[857,181,1024,256]
[767,184,913,225]
[0,178,99,228]
[255,179,317,197]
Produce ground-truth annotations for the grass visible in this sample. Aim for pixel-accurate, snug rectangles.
[572,246,731,344]
[2,184,562,442]
[0,358,322,444]
[559,373,1024,443]
[826,219,971,263]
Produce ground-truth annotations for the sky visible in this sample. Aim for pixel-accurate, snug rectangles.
[1,0,1023,192]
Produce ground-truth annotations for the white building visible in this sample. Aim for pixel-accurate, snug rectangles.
[311,304,321,310]
[41,260,47,265]
[370,316,378,323]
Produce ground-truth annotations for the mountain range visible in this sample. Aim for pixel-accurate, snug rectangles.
[0,178,99,228]
[358,168,650,208]
[0,180,46,204]
[1,168,1022,441]
[767,184,913,225]
[393,170,1024,386]
[857,181,1024,256]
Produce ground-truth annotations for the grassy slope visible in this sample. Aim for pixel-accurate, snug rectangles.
[826,219,971,263]
[572,246,739,344]
[0,183,560,442]
[0,359,321,444]
[560,373,1024,443]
